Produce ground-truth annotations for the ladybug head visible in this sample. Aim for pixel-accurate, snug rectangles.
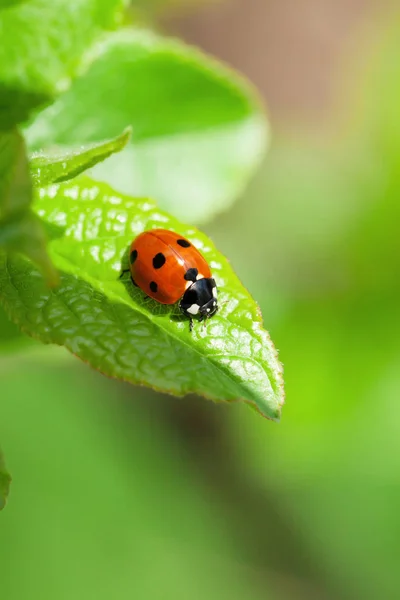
[179,277,218,321]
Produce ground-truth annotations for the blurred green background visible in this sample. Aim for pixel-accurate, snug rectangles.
[2,2,400,599]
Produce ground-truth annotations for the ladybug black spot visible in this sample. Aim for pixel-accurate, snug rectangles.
[130,249,138,264]
[153,252,166,269]
[150,281,158,293]
[184,268,198,282]
[177,239,191,248]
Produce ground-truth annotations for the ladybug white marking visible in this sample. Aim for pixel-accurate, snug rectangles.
[187,304,200,315]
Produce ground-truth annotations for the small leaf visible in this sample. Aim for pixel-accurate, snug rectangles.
[0,177,284,419]
[0,449,11,510]
[30,127,131,187]
[25,29,268,224]
[0,0,127,128]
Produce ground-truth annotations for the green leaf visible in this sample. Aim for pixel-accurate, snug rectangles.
[0,0,127,128]
[0,449,11,510]
[30,127,131,187]
[0,177,284,419]
[25,29,268,224]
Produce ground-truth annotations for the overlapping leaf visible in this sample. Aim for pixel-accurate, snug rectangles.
[25,29,269,224]
[0,0,126,128]
[30,127,131,187]
[0,176,284,419]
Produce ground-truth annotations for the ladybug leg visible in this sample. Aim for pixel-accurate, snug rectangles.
[198,313,208,331]
[189,317,194,333]
[119,268,130,279]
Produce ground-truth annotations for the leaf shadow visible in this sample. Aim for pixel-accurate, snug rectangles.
[118,245,185,323]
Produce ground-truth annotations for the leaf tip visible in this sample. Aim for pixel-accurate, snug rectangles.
[270,406,282,423]
[246,399,282,422]
[120,126,132,147]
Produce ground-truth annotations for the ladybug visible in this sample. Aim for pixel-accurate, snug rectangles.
[124,228,218,330]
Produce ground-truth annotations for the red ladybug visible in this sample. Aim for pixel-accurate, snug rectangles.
[125,228,218,330]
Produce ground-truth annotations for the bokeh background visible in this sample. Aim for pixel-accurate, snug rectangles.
[2,1,400,599]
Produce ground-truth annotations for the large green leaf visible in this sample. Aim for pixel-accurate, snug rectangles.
[25,29,268,224]
[0,448,11,510]
[30,127,131,187]
[0,177,283,419]
[0,0,126,128]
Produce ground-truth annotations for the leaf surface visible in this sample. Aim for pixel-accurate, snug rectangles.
[0,177,284,419]
[30,127,131,187]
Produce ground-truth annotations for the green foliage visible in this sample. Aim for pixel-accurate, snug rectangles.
[0,0,126,128]
[0,177,283,419]
[0,0,274,507]
[2,4,400,598]
[30,127,131,187]
[25,29,268,224]
[0,448,11,510]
